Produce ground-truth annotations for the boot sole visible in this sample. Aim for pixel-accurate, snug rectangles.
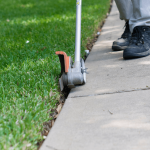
[123,49,150,59]
[112,45,128,51]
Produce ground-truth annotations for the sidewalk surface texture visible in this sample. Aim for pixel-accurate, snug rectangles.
[40,1,150,150]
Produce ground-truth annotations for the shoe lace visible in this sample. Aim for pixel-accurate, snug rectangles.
[131,27,145,45]
[121,21,130,39]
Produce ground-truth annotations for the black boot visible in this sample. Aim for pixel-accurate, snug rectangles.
[123,26,150,59]
[112,21,131,51]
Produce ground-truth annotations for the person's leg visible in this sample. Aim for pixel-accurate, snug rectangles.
[123,0,150,59]
[115,0,133,21]
[112,0,133,51]
[129,0,150,33]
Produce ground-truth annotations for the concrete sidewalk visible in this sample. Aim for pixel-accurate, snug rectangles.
[40,1,150,150]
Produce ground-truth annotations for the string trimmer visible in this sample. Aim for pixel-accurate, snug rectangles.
[56,0,86,91]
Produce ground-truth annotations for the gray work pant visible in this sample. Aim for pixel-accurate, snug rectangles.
[115,0,150,32]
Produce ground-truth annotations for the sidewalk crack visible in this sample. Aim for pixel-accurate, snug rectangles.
[70,87,150,98]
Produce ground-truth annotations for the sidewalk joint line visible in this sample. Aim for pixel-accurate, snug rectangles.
[46,145,58,150]
[70,87,150,98]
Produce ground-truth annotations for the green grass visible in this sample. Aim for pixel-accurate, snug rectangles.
[0,0,110,149]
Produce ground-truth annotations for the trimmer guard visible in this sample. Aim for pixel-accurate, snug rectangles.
[55,51,70,74]
[56,51,72,91]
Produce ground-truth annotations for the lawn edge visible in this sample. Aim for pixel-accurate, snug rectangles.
[37,0,113,149]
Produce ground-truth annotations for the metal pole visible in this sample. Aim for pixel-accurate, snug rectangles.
[75,0,82,62]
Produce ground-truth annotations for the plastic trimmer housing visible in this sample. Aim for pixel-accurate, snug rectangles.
[56,0,86,91]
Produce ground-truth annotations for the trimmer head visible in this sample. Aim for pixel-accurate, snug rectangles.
[56,51,86,91]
